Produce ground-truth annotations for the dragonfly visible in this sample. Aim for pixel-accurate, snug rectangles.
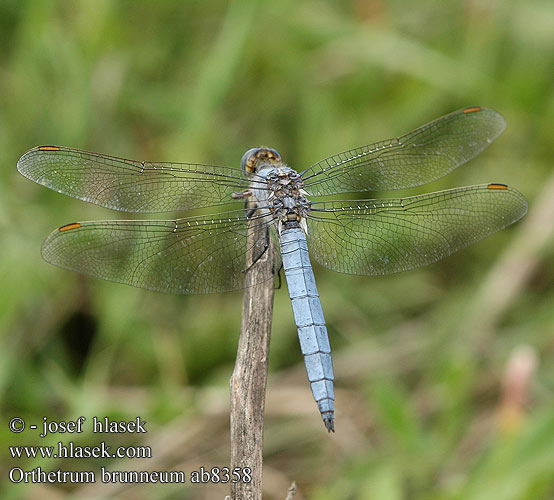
[17,106,528,432]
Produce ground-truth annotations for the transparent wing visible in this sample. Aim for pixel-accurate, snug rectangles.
[17,146,267,213]
[41,211,278,294]
[306,184,527,275]
[301,107,506,195]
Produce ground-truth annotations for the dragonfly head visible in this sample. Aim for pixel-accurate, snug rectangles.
[240,147,282,174]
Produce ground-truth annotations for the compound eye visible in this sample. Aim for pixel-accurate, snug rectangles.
[240,147,261,173]
[266,148,282,162]
[240,147,282,173]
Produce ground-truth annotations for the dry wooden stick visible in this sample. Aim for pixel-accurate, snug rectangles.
[230,222,276,500]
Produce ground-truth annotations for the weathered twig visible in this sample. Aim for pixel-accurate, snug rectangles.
[285,481,297,499]
[230,221,276,500]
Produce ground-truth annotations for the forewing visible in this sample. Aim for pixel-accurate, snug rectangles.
[301,107,506,195]
[41,211,277,294]
[306,184,527,275]
[17,146,260,212]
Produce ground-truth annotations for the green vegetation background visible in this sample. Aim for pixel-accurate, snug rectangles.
[1,1,553,499]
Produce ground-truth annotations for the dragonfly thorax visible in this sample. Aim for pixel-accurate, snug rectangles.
[266,167,311,233]
[241,148,311,231]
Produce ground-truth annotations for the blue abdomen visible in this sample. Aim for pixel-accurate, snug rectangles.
[279,227,335,432]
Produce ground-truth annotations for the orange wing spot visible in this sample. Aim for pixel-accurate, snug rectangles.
[487,183,508,190]
[59,222,81,232]
[39,145,61,151]
[463,106,482,114]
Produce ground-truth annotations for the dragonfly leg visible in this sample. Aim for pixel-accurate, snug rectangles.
[275,262,283,290]
[243,225,271,273]
[245,206,258,218]
[233,189,258,219]
[231,188,252,200]
[233,189,260,217]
